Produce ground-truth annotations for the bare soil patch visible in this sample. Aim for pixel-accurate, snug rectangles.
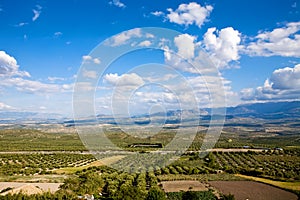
[209,181,298,200]
[0,182,62,194]
[161,180,208,192]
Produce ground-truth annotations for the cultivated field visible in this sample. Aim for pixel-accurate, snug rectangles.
[161,180,207,192]
[0,129,298,199]
[209,181,298,200]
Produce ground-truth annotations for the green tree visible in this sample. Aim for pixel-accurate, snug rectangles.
[146,187,166,200]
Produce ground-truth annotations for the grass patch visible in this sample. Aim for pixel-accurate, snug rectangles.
[158,173,246,182]
[236,174,300,191]
[54,155,125,174]
[0,174,67,183]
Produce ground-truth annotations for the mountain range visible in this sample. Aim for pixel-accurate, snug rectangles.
[1,101,299,125]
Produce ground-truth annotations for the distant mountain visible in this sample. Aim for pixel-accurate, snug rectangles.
[226,101,300,119]
[0,111,65,123]
[1,101,299,125]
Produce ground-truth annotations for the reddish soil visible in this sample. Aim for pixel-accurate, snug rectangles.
[209,181,298,200]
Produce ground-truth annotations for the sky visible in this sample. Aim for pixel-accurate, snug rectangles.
[0,0,299,116]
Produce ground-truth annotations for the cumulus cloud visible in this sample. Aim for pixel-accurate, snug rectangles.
[0,51,73,94]
[103,73,144,86]
[203,27,242,68]
[174,33,196,59]
[162,29,242,72]
[164,48,198,74]
[241,64,300,101]
[83,69,98,79]
[109,0,126,8]
[151,11,164,17]
[271,64,300,89]
[109,28,142,46]
[166,2,213,27]
[163,34,212,74]
[0,51,30,77]
[246,22,300,57]
[138,40,152,47]
[82,55,101,64]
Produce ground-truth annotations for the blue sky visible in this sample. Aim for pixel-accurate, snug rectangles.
[0,0,299,116]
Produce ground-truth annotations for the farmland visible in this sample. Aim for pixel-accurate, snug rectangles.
[0,128,299,199]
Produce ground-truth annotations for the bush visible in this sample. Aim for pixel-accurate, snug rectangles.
[220,193,235,200]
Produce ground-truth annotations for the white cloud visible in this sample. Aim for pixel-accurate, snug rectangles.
[164,49,199,74]
[109,28,142,46]
[15,22,28,27]
[0,51,30,77]
[138,40,152,47]
[0,51,73,94]
[83,69,98,79]
[146,33,155,38]
[186,75,238,107]
[109,0,126,8]
[174,33,196,59]
[0,102,12,110]
[203,27,242,68]
[161,34,217,74]
[48,76,65,82]
[241,64,300,101]
[32,5,42,21]
[0,77,70,93]
[74,81,94,92]
[54,32,63,37]
[163,33,216,74]
[270,64,300,90]
[163,29,242,72]
[144,73,178,82]
[82,55,101,64]
[246,22,300,57]
[151,11,164,17]
[103,73,144,86]
[93,58,101,64]
[166,2,213,27]
[82,55,92,61]
[32,9,41,21]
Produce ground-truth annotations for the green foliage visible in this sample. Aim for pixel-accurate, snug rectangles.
[167,191,216,200]
[61,171,103,195]
[220,193,235,200]
[0,153,96,176]
[146,186,166,200]
[0,192,77,200]
[0,129,86,151]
